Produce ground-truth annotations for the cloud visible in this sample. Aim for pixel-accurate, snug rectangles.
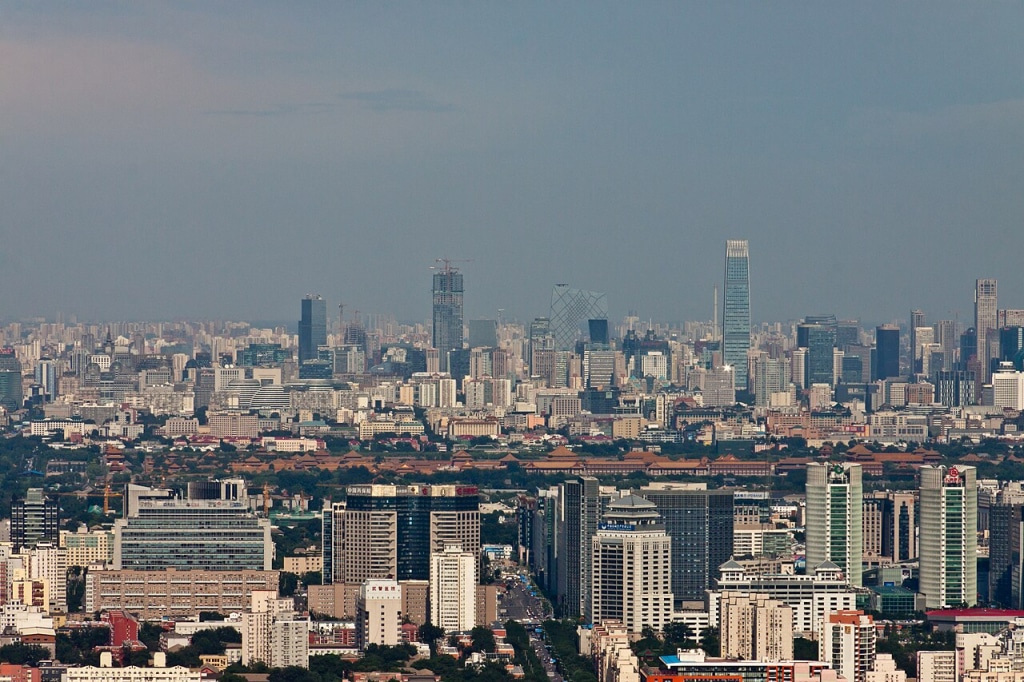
[338,89,455,113]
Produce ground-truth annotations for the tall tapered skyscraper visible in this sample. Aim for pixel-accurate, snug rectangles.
[976,279,998,380]
[432,263,464,372]
[299,295,327,364]
[723,240,751,390]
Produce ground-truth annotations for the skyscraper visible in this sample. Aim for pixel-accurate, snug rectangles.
[0,347,23,411]
[432,263,464,372]
[591,496,673,634]
[640,482,734,606]
[976,279,998,379]
[989,501,1024,608]
[338,484,480,585]
[723,240,751,390]
[875,325,900,380]
[556,476,601,619]
[298,295,327,364]
[806,463,863,586]
[799,321,838,386]
[550,285,607,351]
[919,465,977,609]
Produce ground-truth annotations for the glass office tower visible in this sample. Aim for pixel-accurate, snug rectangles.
[299,295,327,364]
[723,240,751,390]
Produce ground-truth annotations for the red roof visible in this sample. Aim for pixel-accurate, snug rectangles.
[926,608,1024,619]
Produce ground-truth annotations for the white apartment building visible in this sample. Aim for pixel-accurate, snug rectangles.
[430,545,477,633]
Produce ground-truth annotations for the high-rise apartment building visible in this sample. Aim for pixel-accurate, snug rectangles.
[432,264,464,372]
[976,279,998,379]
[919,465,977,609]
[298,295,327,364]
[11,488,59,552]
[336,484,480,585]
[806,463,863,586]
[720,592,794,662]
[875,326,900,380]
[591,496,673,634]
[822,611,876,682]
[723,240,751,391]
[430,545,477,633]
[640,483,734,606]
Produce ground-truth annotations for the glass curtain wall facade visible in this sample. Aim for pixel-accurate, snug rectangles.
[919,465,977,609]
[723,240,751,390]
[806,463,863,586]
[550,286,608,351]
[299,295,327,364]
[432,269,464,372]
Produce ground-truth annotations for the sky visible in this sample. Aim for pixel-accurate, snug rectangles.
[2,2,1023,327]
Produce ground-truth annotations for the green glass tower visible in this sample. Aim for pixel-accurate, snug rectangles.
[806,462,863,586]
[919,465,977,608]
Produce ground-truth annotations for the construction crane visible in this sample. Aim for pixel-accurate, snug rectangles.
[430,257,473,274]
[103,484,122,515]
[262,482,272,516]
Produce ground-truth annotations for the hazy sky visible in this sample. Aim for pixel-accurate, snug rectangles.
[2,3,1023,327]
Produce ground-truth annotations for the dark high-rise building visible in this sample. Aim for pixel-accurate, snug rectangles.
[960,328,978,371]
[836,322,860,349]
[588,319,610,347]
[0,348,23,411]
[11,488,59,551]
[299,295,327,364]
[639,484,734,606]
[989,503,1024,608]
[799,320,837,386]
[556,476,601,619]
[432,265,465,372]
[875,325,900,380]
[723,240,751,390]
[238,343,292,367]
[934,370,977,407]
[1000,327,1024,368]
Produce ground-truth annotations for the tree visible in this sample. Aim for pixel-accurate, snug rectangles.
[794,638,818,660]
[0,643,51,666]
[699,627,720,657]
[269,666,320,682]
[279,572,299,597]
[471,625,497,653]
[418,622,446,653]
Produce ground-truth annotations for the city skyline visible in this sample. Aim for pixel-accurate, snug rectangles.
[3,4,1024,323]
